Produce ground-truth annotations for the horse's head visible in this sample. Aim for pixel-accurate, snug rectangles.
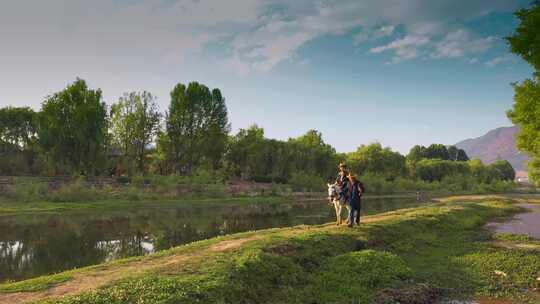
[327,183,337,202]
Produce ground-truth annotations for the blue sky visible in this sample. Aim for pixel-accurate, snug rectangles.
[0,0,535,153]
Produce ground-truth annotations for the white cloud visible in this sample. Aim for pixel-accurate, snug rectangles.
[370,35,430,63]
[431,29,495,59]
[376,25,395,38]
[486,55,515,67]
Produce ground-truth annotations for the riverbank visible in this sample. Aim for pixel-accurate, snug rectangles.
[1,196,539,303]
[0,196,293,215]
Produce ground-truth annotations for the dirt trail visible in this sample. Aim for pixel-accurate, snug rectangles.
[0,235,261,304]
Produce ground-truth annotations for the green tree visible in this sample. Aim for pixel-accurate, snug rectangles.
[507,1,540,73]
[347,143,406,179]
[288,130,338,180]
[38,78,108,175]
[413,159,470,182]
[507,1,540,183]
[0,107,40,175]
[0,106,37,150]
[111,91,161,175]
[489,160,516,181]
[226,125,266,179]
[166,82,230,174]
[448,145,469,161]
[425,144,450,160]
[406,145,428,163]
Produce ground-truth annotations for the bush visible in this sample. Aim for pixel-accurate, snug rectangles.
[3,179,48,202]
[289,171,325,192]
[47,177,103,202]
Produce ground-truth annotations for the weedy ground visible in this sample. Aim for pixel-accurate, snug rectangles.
[1,196,539,304]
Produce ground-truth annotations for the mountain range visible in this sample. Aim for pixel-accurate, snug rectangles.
[455,126,529,173]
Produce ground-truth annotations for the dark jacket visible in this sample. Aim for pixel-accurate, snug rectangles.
[348,179,364,208]
[336,170,349,196]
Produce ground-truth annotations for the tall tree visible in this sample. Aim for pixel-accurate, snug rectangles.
[111,91,161,175]
[448,145,469,161]
[425,144,450,160]
[507,1,540,183]
[38,79,108,175]
[226,125,266,179]
[288,130,338,179]
[406,145,428,163]
[166,82,229,174]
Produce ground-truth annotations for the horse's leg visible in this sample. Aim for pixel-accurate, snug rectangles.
[334,201,340,225]
[346,205,351,224]
[338,203,342,225]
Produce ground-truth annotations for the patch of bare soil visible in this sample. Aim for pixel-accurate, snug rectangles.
[208,235,261,252]
[375,283,444,304]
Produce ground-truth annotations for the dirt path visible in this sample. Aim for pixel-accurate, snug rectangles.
[0,235,262,304]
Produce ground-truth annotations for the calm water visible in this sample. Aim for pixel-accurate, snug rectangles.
[0,197,425,282]
[486,204,540,239]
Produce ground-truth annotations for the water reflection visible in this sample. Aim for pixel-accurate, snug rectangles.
[0,197,424,282]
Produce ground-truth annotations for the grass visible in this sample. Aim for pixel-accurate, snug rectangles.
[0,196,289,215]
[1,198,539,303]
[0,273,73,293]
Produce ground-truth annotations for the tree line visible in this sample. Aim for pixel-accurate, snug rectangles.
[0,78,515,188]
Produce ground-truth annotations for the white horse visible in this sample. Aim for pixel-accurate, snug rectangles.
[327,183,350,225]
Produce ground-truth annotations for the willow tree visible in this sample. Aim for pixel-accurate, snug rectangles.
[165,82,229,174]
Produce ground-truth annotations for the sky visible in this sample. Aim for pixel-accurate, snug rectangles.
[0,0,536,154]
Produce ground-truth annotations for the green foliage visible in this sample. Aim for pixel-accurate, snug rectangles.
[3,178,48,202]
[38,79,108,175]
[507,2,540,184]
[226,127,337,185]
[407,144,468,163]
[0,107,41,175]
[0,106,37,149]
[307,250,411,303]
[289,171,325,192]
[110,91,161,175]
[347,143,405,179]
[507,79,540,183]
[507,1,540,72]
[413,159,471,182]
[166,82,230,174]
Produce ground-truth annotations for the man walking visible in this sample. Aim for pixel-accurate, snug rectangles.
[347,172,364,227]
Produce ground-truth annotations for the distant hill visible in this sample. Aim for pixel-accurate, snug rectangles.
[455,126,529,172]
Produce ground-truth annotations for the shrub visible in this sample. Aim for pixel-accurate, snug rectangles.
[289,171,325,192]
[2,179,48,202]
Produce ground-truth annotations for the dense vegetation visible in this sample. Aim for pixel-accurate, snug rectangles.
[0,78,516,197]
[507,1,540,183]
[1,198,539,303]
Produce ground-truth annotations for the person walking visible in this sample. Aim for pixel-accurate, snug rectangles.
[347,172,364,227]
